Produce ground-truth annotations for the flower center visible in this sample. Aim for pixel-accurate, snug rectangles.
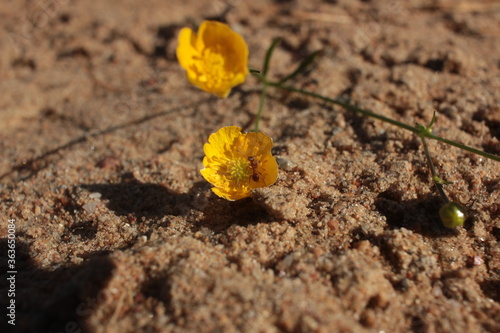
[227,157,251,184]
[196,46,235,86]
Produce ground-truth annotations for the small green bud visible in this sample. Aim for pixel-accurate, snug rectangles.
[439,202,467,228]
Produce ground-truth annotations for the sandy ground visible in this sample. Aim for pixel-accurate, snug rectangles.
[1,0,500,332]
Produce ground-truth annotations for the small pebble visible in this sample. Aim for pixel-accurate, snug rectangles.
[473,255,483,266]
[276,157,292,171]
[83,201,97,214]
[89,192,102,199]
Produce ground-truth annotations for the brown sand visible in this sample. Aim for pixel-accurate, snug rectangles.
[1,0,499,332]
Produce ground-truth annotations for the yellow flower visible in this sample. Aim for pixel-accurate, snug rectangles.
[201,126,278,200]
[176,20,249,98]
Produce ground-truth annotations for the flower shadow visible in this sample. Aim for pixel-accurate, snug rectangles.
[154,23,183,61]
[81,173,191,218]
[196,197,271,233]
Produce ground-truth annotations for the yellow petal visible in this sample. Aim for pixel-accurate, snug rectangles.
[213,86,232,99]
[241,132,274,156]
[212,185,251,201]
[198,21,227,47]
[176,27,199,71]
[200,166,224,188]
[204,126,242,159]
[259,153,279,188]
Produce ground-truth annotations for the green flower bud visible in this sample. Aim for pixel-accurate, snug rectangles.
[439,202,466,228]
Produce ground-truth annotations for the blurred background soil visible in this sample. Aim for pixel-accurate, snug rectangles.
[1,0,500,332]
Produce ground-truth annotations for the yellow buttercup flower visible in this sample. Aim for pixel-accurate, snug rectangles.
[176,20,249,98]
[201,126,278,200]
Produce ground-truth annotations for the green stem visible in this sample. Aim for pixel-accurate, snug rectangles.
[254,83,269,132]
[266,80,500,163]
[421,132,499,162]
[420,135,449,203]
[267,81,417,133]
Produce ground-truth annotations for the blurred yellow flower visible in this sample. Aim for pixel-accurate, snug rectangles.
[201,126,278,200]
[176,20,249,98]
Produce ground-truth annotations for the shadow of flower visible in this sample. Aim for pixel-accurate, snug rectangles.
[81,173,191,218]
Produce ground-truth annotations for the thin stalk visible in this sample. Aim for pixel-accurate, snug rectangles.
[254,83,269,132]
[420,135,449,203]
[422,131,499,162]
[267,80,500,163]
[267,81,417,133]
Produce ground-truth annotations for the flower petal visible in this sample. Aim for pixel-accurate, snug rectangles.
[204,126,242,159]
[211,186,251,201]
[176,27,199,70]
[259,153,279,188]
[243,132,274,156]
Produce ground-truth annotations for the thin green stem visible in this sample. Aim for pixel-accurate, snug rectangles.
[420,135,449,203]
[266,80,500,163]
[254,83,269,132]
[421,132,499,161]
[267,81,418,133]
[262,38,281,77]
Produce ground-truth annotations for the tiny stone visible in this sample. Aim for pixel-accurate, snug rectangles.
[89,192,102,199]
[276,157,293,171]
[83,201,97,214]
[473,255,483,266]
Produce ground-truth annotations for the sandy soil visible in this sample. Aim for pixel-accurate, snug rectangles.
[1,0,500,332]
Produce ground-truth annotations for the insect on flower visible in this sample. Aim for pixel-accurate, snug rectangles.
[248,156,261,182]
[200,126,278,200]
